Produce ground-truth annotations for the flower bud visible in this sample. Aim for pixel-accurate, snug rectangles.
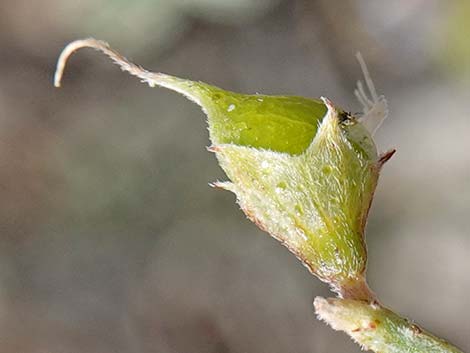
[55,39,394,298]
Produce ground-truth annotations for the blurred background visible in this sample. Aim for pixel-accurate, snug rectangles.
[0,0,469,352]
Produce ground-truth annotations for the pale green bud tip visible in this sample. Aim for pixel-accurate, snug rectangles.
[314,297,464,353]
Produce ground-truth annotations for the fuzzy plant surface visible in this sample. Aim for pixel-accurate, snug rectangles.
[54,38,464,353]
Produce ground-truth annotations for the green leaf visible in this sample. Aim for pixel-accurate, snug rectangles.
[53,39,379,158]
[143,76,329,155]
[314,297,464,353]
[197,84,328,155]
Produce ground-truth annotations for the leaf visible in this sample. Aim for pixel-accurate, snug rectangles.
[54,39,375,157]
[200,88,328,155]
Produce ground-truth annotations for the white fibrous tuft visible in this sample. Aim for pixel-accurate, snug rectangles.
[354,53,388,136]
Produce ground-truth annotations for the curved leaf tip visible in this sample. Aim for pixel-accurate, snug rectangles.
[54,38,329,155]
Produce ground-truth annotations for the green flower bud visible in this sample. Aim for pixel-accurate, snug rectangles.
[55,39,394,299]
[55,39,466,353]
[211,97,388,298]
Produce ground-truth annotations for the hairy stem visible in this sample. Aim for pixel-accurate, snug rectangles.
[315,297,464,353]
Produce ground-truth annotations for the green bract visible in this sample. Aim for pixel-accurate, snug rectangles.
[194,83,329,155]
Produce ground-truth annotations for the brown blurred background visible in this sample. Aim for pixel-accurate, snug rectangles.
[0,0,469,352]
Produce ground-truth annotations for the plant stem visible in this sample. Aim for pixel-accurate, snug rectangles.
[315,297,464,353]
